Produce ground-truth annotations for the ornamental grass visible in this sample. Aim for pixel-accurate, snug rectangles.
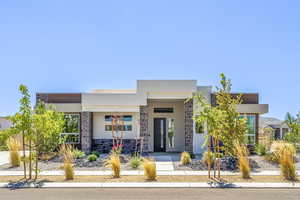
[59,144,75,180]
[180,151,192,165]
[6,137,21,167]
[234,141,251,179]
[105,154,121,178]
[142,158,156,181]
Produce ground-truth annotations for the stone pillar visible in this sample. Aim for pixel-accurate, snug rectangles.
[184,99,193,153]
[140,106,149,152]
[81,112,92,154]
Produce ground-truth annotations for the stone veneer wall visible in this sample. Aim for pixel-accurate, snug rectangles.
[140,106,149,152]
[93,139,141,154]
[81,112,93,154]
[184,99,193,153]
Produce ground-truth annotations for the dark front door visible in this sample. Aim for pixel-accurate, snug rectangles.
[154,118,166,152]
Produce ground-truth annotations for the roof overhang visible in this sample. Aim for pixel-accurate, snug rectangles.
[236,104,269,114]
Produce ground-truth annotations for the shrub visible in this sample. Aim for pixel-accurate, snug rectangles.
[105,154,121,178]
[60,144,75,180]
[91,151,100,158]
[88,154,97,162]
[234,141,250,179]
[190,153,196,159]
[180,152,192,165]
[39,152,57,161]
[268,141,296,164]
[255,143,266,156]
[142,158,156,181]
[6,137,21,167]
[279,147,297,181]
[265,153,278,163]
[130,156,141,169]
[202,151,214,167]
[73,149,85,159]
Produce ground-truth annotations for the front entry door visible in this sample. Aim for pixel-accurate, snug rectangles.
[154,118,166,152]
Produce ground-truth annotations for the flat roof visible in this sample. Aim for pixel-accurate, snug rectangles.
[90,89,136,94]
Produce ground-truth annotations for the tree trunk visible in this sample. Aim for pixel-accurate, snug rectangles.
[22,131,26,179]
[35,132,39,180]
[29,139,32,179]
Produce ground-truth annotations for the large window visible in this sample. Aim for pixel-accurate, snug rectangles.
[104,115,133,132]
[61,114,80,144]
[240,114,256,145]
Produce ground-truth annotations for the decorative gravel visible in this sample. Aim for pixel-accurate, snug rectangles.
[174,153,300,172]
[0,154,137,171]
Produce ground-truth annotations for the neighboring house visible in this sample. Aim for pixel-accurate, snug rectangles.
[36,80,269,154]
[0,117,12,131]
[259,117,290,140]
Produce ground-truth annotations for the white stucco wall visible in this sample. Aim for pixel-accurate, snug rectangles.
[50,103,82,112]
[137,80,197,99]
[82,93,141,112]
[93,112,140,139]
[193,86,212,154]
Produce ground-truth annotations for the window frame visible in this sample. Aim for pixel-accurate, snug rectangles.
[61,113,80,144]
[240,114,256,145]
[104,115,133,132]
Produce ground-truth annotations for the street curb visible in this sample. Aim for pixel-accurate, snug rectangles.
[1,182,300,189]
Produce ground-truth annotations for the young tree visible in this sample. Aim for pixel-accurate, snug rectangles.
[32,101,65,179]
[193,94,224,178]
[17,85,33,179]
[193,73,248,178]
[215,73,248,156]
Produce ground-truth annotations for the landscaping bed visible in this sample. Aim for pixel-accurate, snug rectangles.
[174,153,300,172]
[0,175,298,183]
[0,153,138,171]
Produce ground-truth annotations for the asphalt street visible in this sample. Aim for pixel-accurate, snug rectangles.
[0,188,300,200]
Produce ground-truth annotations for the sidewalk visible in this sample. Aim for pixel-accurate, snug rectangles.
[0,181,300,188]
[0,170,299,176]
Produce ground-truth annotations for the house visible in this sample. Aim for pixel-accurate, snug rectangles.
[0,117,12,131]
[259,117,290,140]
[36,80,269,154]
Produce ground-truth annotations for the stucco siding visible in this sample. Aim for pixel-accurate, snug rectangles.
[92,112,140,140]
[50,103,82,112]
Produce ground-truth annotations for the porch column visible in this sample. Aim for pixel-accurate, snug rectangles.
[81,112,93,154]
[140,106,149,152]
[184,99,193,153]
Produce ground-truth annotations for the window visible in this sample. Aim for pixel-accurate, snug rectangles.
[61,114,80,144]
[154,108,174,113]
[104,125,132,131]
[167,118,175,148]
[240,114,256,145]
[104,115,133,132]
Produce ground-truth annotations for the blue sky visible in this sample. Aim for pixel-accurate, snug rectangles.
[0,0,299,119]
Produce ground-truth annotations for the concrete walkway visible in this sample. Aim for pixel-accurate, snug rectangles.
[151,154,174,171]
